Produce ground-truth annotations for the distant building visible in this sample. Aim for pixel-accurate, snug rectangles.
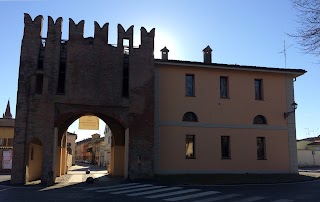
[297,136,320,151]
[102,125,112,168]
[0,100,14,172]
[297,136,320,167]
[75,138,91,162]
[75,133,104,165]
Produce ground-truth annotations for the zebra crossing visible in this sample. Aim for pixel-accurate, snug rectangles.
[83,183,294,202]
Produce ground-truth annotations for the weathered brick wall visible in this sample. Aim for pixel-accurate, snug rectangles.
[12,14,45,184]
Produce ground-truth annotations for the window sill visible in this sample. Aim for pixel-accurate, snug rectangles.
[257,158,267,160]
[186,157,196,159]
[221,157,231,160]
[185,95,196,97]
[220,97,230,99]
[255,99,264,101]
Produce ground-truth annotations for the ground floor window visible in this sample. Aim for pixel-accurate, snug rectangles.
[257,137,266,160]
[221,136,230,159]
[0,138,7,146]
[186,135,195,159]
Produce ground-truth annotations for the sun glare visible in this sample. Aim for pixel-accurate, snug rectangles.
[154,30,179,60]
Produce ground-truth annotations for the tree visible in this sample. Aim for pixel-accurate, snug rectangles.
[291,0,320,56]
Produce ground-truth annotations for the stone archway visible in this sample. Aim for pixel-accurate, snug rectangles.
[11,14,155,185]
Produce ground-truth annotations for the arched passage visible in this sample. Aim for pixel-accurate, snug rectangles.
[26,137,43,182]
[54,106,129,179]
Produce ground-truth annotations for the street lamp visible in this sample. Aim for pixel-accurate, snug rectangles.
[284,102,298,119]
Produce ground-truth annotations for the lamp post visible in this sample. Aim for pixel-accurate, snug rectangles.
[284,102,298,119]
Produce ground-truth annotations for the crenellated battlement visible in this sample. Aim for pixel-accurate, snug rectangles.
[23,13,155,49]
[94,21,109,44]
[21,13,156,101]
[23,14,43,39]
[48,16,62,32]
[69,19,84,41]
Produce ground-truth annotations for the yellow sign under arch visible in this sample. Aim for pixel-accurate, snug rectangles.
[79,116,99,130]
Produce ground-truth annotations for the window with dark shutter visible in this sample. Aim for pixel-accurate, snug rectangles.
[221,136,230,159]
[220,76,229,98]
[255,79,263,100]
[185,74,195,96]
[257,137,266,160]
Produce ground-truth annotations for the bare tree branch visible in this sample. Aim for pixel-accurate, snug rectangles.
[291,0,320,56]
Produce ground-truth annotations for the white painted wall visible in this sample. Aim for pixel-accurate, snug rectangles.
[297,150,320,167]
[67,133,77,165]
[103,125,112,168]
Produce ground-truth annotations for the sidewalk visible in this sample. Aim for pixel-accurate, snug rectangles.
[59,164,109,183]
[298,167,320,178]
[54,164,123,186]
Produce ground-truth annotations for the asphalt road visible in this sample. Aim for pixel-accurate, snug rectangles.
[1,179,320,201]
[0,165,319,202]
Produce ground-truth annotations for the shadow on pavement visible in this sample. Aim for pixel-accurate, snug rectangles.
[1,164,319,190]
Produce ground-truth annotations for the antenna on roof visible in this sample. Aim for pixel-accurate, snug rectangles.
[279,40,293,68]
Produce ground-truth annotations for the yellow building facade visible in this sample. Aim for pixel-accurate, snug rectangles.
[154,48,305,174]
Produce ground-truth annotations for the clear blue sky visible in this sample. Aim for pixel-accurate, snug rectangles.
[0,0,319,141]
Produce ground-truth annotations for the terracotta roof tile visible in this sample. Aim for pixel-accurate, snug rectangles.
[0,118,15,127]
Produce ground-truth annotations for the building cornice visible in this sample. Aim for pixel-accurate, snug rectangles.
[155,59,306,77]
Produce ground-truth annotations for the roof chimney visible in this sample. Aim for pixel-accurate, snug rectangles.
[160,46,169,60]
[203,45,212,64]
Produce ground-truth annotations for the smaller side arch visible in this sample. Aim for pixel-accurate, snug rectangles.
[253,115,267,124]
[27,137,43,182]
[182,112,198,122]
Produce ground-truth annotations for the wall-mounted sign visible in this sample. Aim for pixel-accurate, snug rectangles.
[2,150,12,169]
[79,116,99,130]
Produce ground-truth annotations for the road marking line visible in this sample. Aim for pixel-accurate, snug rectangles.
[0,185,13,188]
[96,184,152,193]
[164,191,220,201]
[84,183,140,191]
[145,189,200,199]
[127,187,183,196]
[192,194,241,202]
[110,185,166,194]
[0,187,14,192]
[236,196,266,202]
